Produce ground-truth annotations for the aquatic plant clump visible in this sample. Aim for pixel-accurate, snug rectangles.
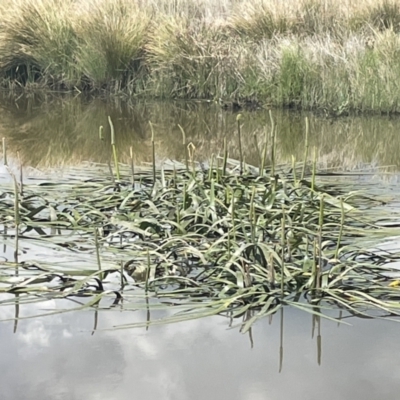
[1,158,400,330]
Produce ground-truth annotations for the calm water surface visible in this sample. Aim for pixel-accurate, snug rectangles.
[1,306,399,400]
[1,94,400,400]
[1,94,400,171]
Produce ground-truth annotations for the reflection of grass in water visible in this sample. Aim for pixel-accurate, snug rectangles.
[2,96,400,171]
[0,96,151,167]
[273,114,400,171]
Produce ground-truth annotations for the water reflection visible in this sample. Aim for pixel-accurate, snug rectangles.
[0,301,399,400]
[1,94,400,170]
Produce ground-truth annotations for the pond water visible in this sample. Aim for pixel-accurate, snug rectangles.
[1,94,400,400]
[1,305,400,400]
[2,94,400,172]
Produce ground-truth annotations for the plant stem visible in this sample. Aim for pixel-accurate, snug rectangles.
[108,116,120,180]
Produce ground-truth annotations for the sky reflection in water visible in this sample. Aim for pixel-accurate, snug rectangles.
[0,303,399,400]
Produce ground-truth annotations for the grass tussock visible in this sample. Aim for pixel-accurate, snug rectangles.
[0,0,79,88]
[1,0,400,112]
[74,0,150,91]
[363,1,400,32]
[146,18,257,99]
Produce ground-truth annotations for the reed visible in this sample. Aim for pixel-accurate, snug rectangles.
[1,137,7,166]
[145,249,151,293]
[335,197,345,259]
[237,114,243,175]
[100,124,116,185]
[13,175,19,265]
[269,110,276,176]
[13,294,19,334]
[149,121,156,185]
[208,154,214,181]
[188,142,196,174]
[280,205,285,298]
[311,146,317,191]
[249,185,256,242]
[260,123,269,176]
[301,117,309,180]
[120,260,124,290]
[109,116,120,180]
[17,151,23,196]
[279,308,284,373]
[178,124,188,171]
[94,227,102,273]
[130,146,135,188]
[291,155,297,184]
[317,195,324,291]
[317,315,322,365]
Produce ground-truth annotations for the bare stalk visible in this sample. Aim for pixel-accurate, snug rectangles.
[149,121,156,185]
[301,117,309,180]
[236,114,243,175]
[2,137,7,166]
[178,124,188,171]
[130,146,135,188]
[269,110,276,176]
[108,116,120,180]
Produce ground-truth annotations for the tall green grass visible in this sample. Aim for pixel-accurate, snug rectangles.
[75,0,150,91]
[1,0,400,112]
[0,0,79,88]
[145,17,257,99]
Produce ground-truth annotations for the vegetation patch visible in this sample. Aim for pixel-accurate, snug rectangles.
[2,0,400,113]
[1,117,400,330]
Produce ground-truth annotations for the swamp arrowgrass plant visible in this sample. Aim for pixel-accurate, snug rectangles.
[2,133,400,329]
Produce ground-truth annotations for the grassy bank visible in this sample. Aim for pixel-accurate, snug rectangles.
[2,0,400,113]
